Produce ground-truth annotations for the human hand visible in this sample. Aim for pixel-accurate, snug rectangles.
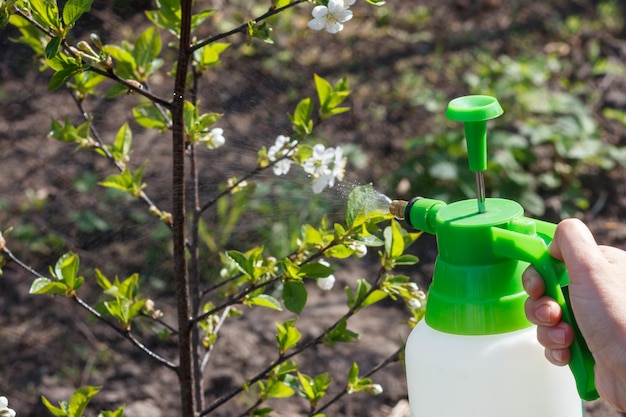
[523,218,626,411]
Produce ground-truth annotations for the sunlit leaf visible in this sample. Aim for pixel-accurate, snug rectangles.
[63,0,93,26]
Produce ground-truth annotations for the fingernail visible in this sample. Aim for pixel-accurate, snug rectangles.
[550,349,565,363]
[536,305,552,323]
[551,328,566,345]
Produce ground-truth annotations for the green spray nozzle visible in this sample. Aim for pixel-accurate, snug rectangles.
[446,95,503,213]
[445,95,503,172]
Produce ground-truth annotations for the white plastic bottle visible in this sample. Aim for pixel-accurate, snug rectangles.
[405,323,582,417]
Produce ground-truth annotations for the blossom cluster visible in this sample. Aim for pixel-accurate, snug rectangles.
[0,397,16,417]
[308,0,356,34]
[268,135,347,195]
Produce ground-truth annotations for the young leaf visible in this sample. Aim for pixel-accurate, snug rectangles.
[54,252,80,286]
[247,294,282,311]
[133,104,170,131]
[288,98,313,136]
[29,277,68,295]
[323,317,359,346]
[134,26,161,75]
[63,0,93,27]
[30,0,60,30]
[45,35,62,59]
[67,386,102,417]
[346,184,392,227]
[225,250,254,277]
[98,405,125,417]
[384,219,405,258]
[41,395,68,417]
[276,319,301,354]
[282,280,307,314]
[109,122,132,163]
[299,262,334,279]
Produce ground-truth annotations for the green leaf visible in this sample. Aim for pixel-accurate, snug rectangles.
[348,362,359,384]
[41,395,68,417]
[45,35,62,59]
[272,0,290,7]
[225,250,254,277]
[49,118,91,144]
[314,74,332,110]
[133,104,170,131]
[54,252,80,286]
[110,122,132,162]
[345,279,372,309]
[63,0,93,26]
[323,317,359,346]
[191,9,216,32]
[346,184,392,227]
[67,386,101,417]
[194,42,229,69]
[102,45,136,78]
[29,277,68,295]
[265,379,295,399]
[248,294,283,311]
[283,280,307,314]
[299,262,333,279]
[247,20,273,44]
[297,373,316,400]
[288,98,313,136]
[394,254,419,265]
[99,166,146,197]
[134,26,161,74]
[94,269,112,290]
[384,220,405,258]
[324,244,354,259]
[276,319,301,353]
[98,405,125,417]
[30,0,60,29]
[145,0,181,37]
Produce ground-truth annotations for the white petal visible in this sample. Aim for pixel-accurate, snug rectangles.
[335,8,353,23]
[311,5,329,18]
[317,275,336,291]
[307,19,325,31]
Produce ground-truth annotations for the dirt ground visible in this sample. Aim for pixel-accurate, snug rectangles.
[2,0,626,416]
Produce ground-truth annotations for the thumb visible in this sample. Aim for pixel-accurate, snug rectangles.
[549,218,603,283]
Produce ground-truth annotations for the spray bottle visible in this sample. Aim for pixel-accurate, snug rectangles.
[390,95,599,416]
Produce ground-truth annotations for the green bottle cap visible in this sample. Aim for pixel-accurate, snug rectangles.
[445,95,503,172]
[407,198,530,334]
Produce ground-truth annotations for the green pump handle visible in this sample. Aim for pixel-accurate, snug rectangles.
[492,217,598,400]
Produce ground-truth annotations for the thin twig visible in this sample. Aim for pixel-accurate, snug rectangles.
[191,1,308,52]
[199,306,231,373]
[1,246,179,372]
[312,345,404,416]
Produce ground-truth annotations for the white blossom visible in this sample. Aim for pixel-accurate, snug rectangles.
[0,396,16,417]
[199,128,226,149]
[349,241,367,258]
[307,0,353,34]
[316,259,336,291]
[303,144,346,194]
[408,298,422,310]
[367,384,384,395]
[268,135,298,176]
